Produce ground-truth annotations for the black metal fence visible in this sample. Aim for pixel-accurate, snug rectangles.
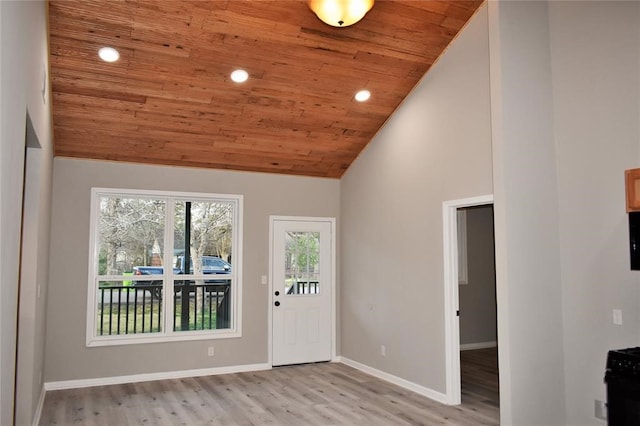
[287,280,319,294]
[97,281,230,335]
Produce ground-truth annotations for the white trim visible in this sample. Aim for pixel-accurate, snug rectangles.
[460,341,497,351]
[31,385,46,426]
[39,357,447,409]
[337,357,450,405]
[442,194,493,405]
[44,362,271,392]
[268,216,337,366]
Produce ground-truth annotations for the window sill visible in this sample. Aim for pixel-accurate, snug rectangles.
[86,329,241,347]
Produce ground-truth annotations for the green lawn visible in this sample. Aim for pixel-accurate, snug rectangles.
[97,296,223,335]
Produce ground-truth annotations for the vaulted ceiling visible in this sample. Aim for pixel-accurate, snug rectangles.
[48,0,483,178]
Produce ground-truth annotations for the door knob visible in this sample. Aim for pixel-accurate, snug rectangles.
[275,291,280,296]
[274,301,280,307]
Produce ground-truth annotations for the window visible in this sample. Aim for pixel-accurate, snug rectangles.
[284,231,320,295]
[86,188,242,346]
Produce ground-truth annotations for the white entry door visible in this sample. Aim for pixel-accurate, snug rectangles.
[271,217,334,366]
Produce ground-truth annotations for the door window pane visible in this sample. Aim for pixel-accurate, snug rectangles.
[284,231,320,295]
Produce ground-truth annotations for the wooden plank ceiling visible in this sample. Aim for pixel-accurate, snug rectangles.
[48,0,483,178]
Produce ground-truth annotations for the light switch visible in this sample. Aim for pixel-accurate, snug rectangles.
[613,309,623,325]
[261,275,267,285]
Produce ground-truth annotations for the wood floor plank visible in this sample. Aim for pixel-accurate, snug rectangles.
[40,356,499,425]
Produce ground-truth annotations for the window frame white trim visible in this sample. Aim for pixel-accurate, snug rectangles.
[86,187,243,347]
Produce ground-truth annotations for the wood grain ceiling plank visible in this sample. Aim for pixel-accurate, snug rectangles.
[49,1,135,27]
[126,112,228,135]
[52,85,147,104]
[52,90,143,108]
[361,2,448,30]
[52,69,165,93]
[49,15,132,47]
[53,119,140,134]
[51,67,131,88]
[173,140,313,159]
[58,134,336,177]
[49,0,483,178]
[54,132,167,154]
[219,150,325,169]
[297,27,436,65]
[52,106,138,126]
[440,1,484,20]
[129,3,193,35]
[139,100,243,122]
[49,39,132,73]
[57,125,239,154]
[441,16,472,31]
[352,50,428,76]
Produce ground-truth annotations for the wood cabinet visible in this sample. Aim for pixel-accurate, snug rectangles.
[626,169,640,212]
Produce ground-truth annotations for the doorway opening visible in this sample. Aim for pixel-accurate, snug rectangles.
[442,195,498,410]
[14,112,43,423]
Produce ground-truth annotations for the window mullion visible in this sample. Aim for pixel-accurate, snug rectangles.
[164,197,176,335]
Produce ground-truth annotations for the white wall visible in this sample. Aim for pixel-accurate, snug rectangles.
[340,5,492,394]
[0,1,53,424]
[548,2,640,425]
[489,1,568,423]
[45,158,339,382]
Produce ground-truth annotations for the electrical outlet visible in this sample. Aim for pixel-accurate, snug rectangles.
[595,399,607,420]
[207,346,214,357]
[381,345,386,357]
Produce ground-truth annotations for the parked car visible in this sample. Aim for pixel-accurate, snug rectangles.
[174,255,231,275]
[132,256,232,295]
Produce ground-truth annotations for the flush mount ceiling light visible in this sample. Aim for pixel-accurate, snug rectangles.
[230,69,249,83]
[98,47,120,62]
[308,0,374,27]
[355,89,371,102]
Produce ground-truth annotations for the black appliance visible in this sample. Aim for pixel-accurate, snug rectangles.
[605,347,640,425]
[629,212,640,270]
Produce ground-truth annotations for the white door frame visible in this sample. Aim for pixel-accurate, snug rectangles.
[442,195,494,405]
[268,215,337,367]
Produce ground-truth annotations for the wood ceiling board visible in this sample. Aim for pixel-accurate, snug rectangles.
[49,0,484,178]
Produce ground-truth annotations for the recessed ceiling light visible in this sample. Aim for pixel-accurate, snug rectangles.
[230,69,249,83]
[98,47,120,62]
[355,89,371,102]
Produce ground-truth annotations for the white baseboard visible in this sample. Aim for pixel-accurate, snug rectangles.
[44,362,271,391]
[460,341,497,351]
[42,358,455,412]
[40,358,426,392]
[32,385,46,426]
[336,356,450,405]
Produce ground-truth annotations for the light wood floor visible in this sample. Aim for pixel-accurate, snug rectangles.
[40,349,499,425]
[461,347,499,415]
